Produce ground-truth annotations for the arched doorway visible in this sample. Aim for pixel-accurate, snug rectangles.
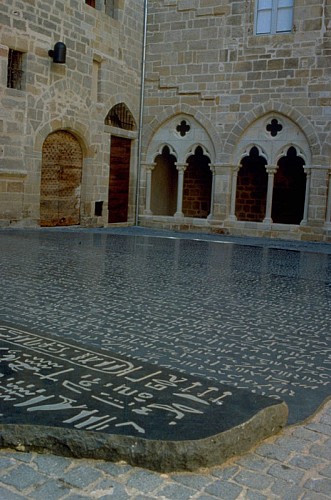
[40,131,82,227]
[183,146,212,218]
[236,146,268,222]
[272,146,306,224]
[151,146,178,215]
[105,103,135,223]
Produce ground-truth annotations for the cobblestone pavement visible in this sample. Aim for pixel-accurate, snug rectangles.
[0,400,330,499]
[0,227,330,498]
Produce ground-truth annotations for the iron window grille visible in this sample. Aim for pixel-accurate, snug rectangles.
[105,103,136,131]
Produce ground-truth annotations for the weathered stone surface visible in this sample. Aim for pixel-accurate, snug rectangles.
[0,401,287,472]
[0,324,287,471]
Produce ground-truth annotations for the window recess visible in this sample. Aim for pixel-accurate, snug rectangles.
[7,49,24,90]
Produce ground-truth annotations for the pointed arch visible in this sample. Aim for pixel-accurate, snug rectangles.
[235,146,268,222]
[183,146,212,218]
[143,104,218,163]
[105,102,137,131]
[225,102,320,164]
[272,146,306,224]
[151,145,178,216]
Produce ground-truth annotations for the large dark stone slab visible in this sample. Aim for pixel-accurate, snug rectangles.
[0,324,288,471]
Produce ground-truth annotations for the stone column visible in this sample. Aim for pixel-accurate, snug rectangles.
[301,167,312,225]
[143,163,155,215]
[263,166,277,224]
[207,165,215,221]
[174,164,187,218]
[228,166,239,222]
[325,169,331,224]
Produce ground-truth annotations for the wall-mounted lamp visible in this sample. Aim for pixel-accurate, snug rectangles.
[48,42,66,64]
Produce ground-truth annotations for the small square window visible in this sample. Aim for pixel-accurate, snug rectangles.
[255,0,293,35]
[85,0,96,7]
[7,49,24,90]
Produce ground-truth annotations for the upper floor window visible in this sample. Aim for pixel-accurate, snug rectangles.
[7,49,24,90]
[255,0,294,35]
[84,0,117,18]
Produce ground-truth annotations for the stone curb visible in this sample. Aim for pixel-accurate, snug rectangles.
[0,401,288,472]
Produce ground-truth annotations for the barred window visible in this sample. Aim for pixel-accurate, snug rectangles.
[255,0,293,35]
[105,103,136,131]
[7,49,24,90]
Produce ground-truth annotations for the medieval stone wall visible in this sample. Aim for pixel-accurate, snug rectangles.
[0,0,143,227]
[141,0,331,241]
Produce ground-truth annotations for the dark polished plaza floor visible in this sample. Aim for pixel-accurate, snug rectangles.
[0,227,330,425]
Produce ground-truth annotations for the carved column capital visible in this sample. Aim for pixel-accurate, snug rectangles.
[142,162,156,172]
[266,165,278,175]
[175,163,187,172]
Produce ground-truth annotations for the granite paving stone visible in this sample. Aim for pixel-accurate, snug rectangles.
[210,465,239,480]
[235,454,270,471]
[204,479,244,499]
[125,470,166,494]
[28,480,71,500]
[59,465,103,489]
[32,454,72,475]
[267,462,305,484]
[90,478,130,499]
[232,469,272,490]
[320,463,331,478]
[156,482,202,499]
[246,492,269,500]
[255,443,290,462]
[303,477,331,495]
[0,487,26,500]
[0,457,16,470]
[95,461,133,477]
[270,480,303,500]
[306,423,331,436]
[291,427,326,442]
[310,442,331,461]
[273,435,312,452]
[171,472,213,489]
[1,464,47,491]
[302,494,331,500]
[288,454,322,470]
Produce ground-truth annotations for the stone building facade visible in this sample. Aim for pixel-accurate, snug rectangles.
[0,0,144,228]
[0,0,331,241]
[140,0,331,241]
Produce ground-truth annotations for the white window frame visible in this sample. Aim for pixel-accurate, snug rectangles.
[255,0,294,35]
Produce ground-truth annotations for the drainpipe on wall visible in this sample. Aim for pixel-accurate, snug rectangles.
[135,0,148,226]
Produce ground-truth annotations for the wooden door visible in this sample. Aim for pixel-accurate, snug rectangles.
[108,136,131,223]
[41,131,82,226]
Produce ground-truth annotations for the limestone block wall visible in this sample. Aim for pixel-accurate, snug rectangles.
[0,0,144,227]
[141,0,331,241]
